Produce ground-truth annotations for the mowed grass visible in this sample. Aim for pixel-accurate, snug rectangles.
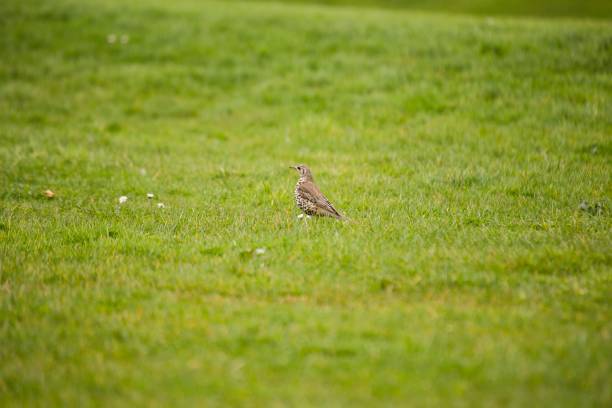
[269,0,612,19]
[0,0,611,405]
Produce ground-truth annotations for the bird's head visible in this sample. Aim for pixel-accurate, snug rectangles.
[290,164,313,180]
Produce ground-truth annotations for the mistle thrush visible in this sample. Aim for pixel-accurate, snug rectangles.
[290,164,344,219]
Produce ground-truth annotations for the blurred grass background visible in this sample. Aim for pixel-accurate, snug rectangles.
[251,0,612,18]
[0,0,611,406]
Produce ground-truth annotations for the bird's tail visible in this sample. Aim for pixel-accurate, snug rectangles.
[336,213,350,222]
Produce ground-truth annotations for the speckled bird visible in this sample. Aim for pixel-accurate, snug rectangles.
[290,164,344,220]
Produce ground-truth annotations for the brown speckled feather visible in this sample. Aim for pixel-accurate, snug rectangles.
[297,180,343,219]
[292,164,345,220]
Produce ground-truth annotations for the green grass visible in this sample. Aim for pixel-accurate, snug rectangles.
[1,0,611,406]
[265,0,612,19]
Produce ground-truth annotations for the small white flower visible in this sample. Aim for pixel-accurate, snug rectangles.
[118,196,128,204]
[297,214,305,219]
[139,168,147,176]
[255,248,266,255]
[120,34,129,44]
[107,34,116,44]
[147,193,154,199]
[157,202,165,208]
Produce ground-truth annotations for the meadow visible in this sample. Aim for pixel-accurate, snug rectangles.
[0,0,611,406]
[271,0,612,19]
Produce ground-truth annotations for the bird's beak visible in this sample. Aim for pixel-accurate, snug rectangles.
[289,166,297,170]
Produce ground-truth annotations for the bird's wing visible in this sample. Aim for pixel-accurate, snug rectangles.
[298,181,342,218]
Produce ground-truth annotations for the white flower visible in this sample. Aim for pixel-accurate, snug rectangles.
[147,193,154,199]
[120,34,129,44]
[107,34,116,44]
[118,195,128,204]
[255,248,266,255]
[157,202,165,208]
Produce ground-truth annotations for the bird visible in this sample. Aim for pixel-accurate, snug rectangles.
[290,164,344,220]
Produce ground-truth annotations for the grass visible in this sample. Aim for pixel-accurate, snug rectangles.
[265,0,612,19]
[0,0,611,406]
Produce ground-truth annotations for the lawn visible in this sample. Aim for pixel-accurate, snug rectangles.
[269,0,612,19]
[0,0,611,406]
